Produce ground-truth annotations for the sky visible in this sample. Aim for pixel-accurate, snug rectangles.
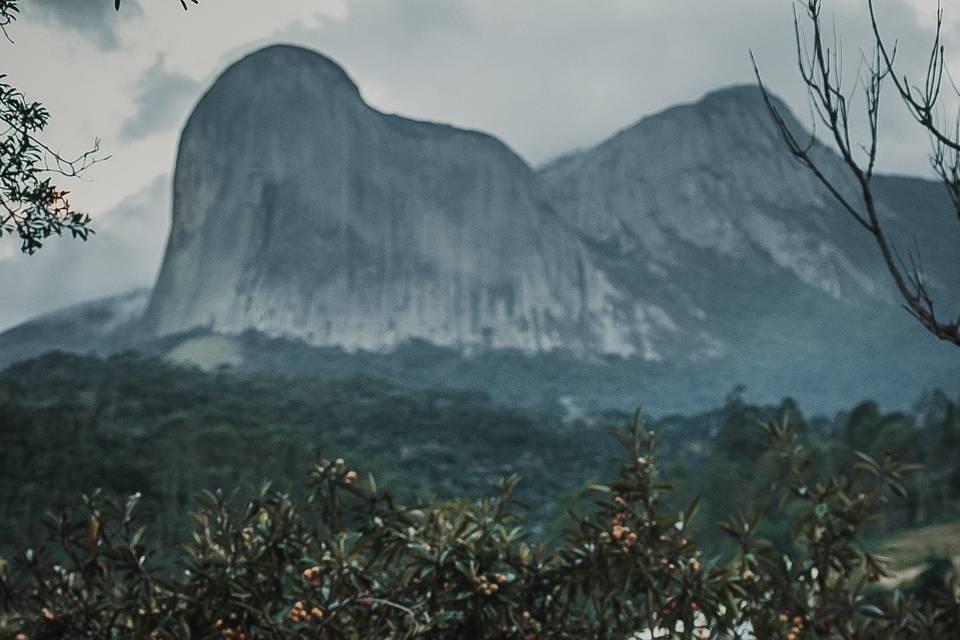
[1,0,956,330]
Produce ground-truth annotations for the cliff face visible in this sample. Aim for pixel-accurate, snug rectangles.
[142,45,708,358]
[142,45,958,374]
[537,86,884,304]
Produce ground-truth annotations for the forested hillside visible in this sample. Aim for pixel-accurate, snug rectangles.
[3,352,958,558]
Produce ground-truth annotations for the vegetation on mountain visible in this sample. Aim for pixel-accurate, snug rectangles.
[3,352,960,554]
[1,353,959,637]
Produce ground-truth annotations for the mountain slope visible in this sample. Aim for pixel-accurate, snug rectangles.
[141,45,708,360]
[536,84,959,380]
[537,86,892,301]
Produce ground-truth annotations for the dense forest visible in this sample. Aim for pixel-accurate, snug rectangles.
[3,351,958,560]
[2,353,959,637]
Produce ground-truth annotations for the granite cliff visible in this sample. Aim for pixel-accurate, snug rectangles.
[141,45,708,359]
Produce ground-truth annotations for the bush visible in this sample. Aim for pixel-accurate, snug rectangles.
[1,413,958,639]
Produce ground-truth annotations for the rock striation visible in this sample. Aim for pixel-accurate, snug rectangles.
[141,45,710,359]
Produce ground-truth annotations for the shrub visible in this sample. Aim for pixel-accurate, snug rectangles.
[1,413,958,639]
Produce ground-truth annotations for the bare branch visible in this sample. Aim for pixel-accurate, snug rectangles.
[758,0,960,347]
[870,0,959,152]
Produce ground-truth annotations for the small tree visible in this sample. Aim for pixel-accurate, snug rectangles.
[0,0,196,255]
[0,0,100,254]
[753,0,960,347]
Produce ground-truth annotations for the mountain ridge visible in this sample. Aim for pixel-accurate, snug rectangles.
[0,44,956,413]
[141,44,701,358]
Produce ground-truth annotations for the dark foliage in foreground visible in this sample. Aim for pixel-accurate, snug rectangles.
[0,0,98,254]
[1,414,959,639]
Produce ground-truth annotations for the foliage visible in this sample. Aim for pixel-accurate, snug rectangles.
[0,0,101,254]
[3,352,960,561]
[1,411,958,639]
[0,72,96,254]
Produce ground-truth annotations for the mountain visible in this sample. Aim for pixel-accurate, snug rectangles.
[0,46,956,413]
[537,85,959,388]
[141,45,709,360]
[538,86,884,301]
[537,85,960,305]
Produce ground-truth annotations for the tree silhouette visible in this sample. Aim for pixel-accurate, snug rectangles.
[0,0,196,255]
[754,0,960,347]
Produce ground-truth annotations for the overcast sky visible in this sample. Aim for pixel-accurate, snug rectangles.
[1,0,956,329]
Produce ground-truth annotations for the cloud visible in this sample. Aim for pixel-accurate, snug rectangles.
[27,0,143,50]
[257,0,943,173]
[119,54,201,142]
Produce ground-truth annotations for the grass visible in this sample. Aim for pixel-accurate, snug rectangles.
[868,520,960,587]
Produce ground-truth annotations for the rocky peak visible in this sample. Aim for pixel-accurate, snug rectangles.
[537,84,876,301]
[141,45,706,359]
